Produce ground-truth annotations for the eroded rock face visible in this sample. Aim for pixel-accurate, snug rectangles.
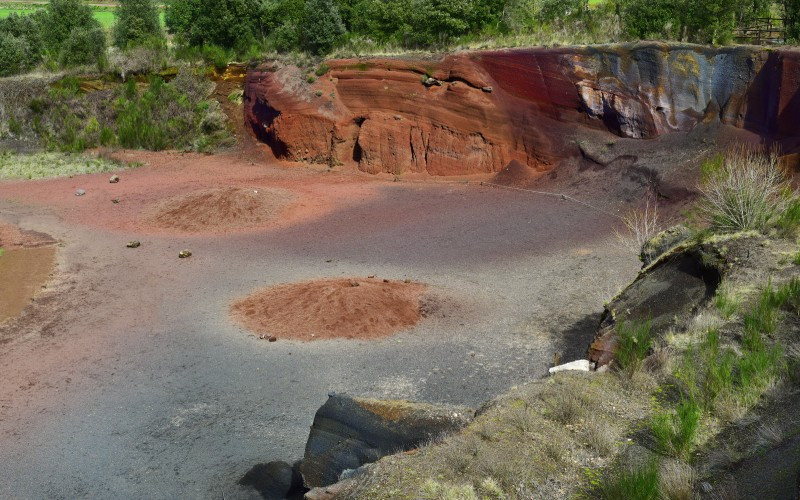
[244,44,800,176]
[300,394,472,488]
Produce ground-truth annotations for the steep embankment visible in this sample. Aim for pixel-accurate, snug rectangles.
[244,43,800,176]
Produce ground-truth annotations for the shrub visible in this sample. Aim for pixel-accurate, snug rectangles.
[0,12,44,75]
[615,319,654,373]
[699,147,789,232]
[599,460,660,500]
[113,0,164,48]
[315,63,330,76]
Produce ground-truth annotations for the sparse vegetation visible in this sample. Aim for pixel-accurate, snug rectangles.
[715,284,741,319]
[0,151,124,179]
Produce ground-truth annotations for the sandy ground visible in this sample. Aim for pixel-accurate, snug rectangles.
[0,148,638,499]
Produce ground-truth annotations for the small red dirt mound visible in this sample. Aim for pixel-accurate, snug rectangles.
[231,278,428,341]
[143,186,293,233]
[491,159,540,187]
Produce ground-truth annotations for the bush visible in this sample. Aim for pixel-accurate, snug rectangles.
[776,197,800,237]
[699,148,789,232]
[0,12,44,75]
[113,0,164,48]
[615,319,654,373]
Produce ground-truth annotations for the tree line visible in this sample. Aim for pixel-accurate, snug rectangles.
[2,0,800,77]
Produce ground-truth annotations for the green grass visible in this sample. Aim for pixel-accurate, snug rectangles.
[599,460,660,500]
[0,151,122,180]
[651,398,701,459]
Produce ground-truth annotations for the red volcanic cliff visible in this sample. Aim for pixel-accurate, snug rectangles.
[244,44,800,176]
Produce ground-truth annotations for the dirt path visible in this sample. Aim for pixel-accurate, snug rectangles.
[0,152,638,499]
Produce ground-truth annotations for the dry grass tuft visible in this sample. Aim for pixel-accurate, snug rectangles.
[615,195,662,254]
[582,419,617,456]
[659,460,696,500]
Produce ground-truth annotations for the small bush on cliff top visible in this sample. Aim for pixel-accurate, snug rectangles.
[700,147,790,233]
[113,0,164,48]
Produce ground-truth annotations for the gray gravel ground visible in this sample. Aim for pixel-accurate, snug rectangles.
[0,179,638,499]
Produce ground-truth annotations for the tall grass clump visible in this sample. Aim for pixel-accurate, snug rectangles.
[615,319,654,374]
[699,147,789,232]
[714,284,741,319]
[776,197,800,237]
[651,398,701,459]
[599,460,660,500]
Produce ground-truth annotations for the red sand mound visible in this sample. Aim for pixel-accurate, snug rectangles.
[231,278,428,341]
[143,186,293,233]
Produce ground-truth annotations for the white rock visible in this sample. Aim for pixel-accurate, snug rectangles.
[548,359,591,375]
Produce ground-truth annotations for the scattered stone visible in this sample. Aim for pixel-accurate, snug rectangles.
[268,336,277,342]
[112,198,120,204]
[548,359,591,375]
[126,241,141,249]
[349,280,360,287]
[75,189,86,197]
[109,175,120,184]
[481,86,493,93]
[403,279,411,284]
[383,279,389,283]
[300,394,472,488]
[422,77,441,87]
[368,275,375,279]
[178,250,192,259]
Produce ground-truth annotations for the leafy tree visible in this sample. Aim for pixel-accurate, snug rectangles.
[0,12,44,74]
[165,0,262,51]
[113,0,163,48]
[41,0,102,54]
[785,0,800,42]
[302,0,346,54]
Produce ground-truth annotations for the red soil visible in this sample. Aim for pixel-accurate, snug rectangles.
[0,220,56,249]
[142,186,293,233]
[231,278,428,341]
[0,150,382,237]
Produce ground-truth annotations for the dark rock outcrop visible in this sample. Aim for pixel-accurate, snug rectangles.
[300,394,472,488]
[589,242,724,367]
[245,44,800,176]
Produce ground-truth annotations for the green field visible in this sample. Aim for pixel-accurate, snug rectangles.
[0,6,165,28]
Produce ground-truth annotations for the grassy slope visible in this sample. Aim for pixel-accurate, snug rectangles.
[339,233,800,498]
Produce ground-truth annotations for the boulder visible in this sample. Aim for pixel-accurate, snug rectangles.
[300,394,472,488]
[589,244,724,368]
[238,460,304,500]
